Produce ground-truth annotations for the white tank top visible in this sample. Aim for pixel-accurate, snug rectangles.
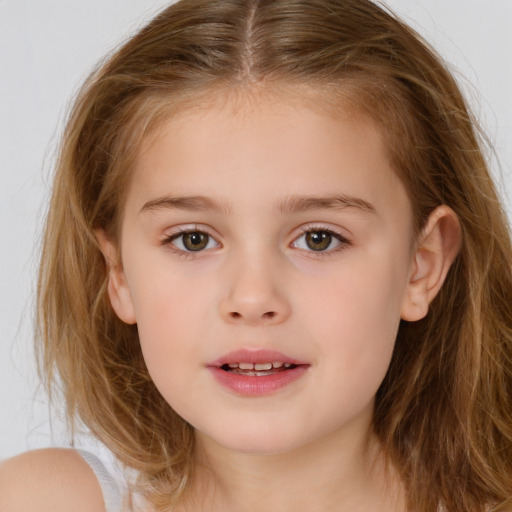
[77,450,123,512]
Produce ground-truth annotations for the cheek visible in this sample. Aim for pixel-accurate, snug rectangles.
[127,268,207,383]
[297,251,408,383]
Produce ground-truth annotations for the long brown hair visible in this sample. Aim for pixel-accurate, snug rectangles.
[37,0,512,510]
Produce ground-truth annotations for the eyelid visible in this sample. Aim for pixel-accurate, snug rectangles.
[161,223,219,239]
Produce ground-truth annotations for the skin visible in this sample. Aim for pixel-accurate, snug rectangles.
[112,95,414,454]
[0,449,107,512]
[97,91,460,512]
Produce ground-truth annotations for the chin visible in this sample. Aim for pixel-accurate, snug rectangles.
[198,422,314,457]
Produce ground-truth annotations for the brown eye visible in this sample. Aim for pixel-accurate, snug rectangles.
[170,231,217,252]
[182,232,209,251]
[305,231,333,251]
[292,228,347,253]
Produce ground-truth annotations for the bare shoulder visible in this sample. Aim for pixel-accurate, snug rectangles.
[0,448,106,512]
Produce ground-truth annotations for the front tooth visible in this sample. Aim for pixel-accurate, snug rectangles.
[272,362,284,368]
[239,362,254,370]
[254,363,272,371]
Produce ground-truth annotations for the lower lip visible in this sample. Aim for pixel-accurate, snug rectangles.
[208,366,309,396]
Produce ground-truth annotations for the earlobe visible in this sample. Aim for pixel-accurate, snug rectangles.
[95,229,137,325]
[401,206,461,322]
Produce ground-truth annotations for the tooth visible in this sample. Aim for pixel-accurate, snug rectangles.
[284,363,291,368]
[272,362,283,368]
[228,363,239,368]
[254,363,272,371]
[239,362,254,370]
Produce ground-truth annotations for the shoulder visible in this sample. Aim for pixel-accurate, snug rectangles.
[0,448,107,512]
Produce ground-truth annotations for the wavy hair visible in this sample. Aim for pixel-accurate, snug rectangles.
[37,0,512,510]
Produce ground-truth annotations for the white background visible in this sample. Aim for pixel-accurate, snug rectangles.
[1,0,511,460]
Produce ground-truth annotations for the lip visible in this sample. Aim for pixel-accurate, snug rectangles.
[207,348,307,367]
[207,348,309,396]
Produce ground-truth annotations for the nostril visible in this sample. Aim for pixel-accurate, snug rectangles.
[228,311,277,320]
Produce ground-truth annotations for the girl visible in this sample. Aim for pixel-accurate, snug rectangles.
[1,0,511,511]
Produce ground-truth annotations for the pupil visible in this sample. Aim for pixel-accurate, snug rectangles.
[189,233,202,245]
[184,232,208,251]
[306,231,331,251]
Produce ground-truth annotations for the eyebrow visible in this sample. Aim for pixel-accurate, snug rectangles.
[140,195,232,215]
[140,193,377,216]
[276,194,377,216]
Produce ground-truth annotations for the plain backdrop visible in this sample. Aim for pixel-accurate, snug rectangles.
[1,0,511,460]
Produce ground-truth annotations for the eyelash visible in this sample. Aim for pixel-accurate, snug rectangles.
[161,225,351,258]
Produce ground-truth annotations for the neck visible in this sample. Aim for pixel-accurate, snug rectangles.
[180,413,406,512]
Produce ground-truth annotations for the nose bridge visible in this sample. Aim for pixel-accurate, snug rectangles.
[219,242,291,325]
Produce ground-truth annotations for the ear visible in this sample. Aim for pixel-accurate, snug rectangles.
[95,229,137,325]
[401,205,461,321]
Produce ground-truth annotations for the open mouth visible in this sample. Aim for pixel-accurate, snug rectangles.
[209,351,308,395]
[220,361,297,376]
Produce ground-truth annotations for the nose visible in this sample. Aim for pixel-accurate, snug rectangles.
[218,254,291,326]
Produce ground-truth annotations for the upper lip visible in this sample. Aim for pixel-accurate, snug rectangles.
[207,348,307,368]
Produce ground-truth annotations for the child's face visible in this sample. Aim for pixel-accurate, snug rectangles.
[107,93,418,456]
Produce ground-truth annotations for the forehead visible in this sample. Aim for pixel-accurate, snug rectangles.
[134,82,388,167]
[126,90,410,224]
